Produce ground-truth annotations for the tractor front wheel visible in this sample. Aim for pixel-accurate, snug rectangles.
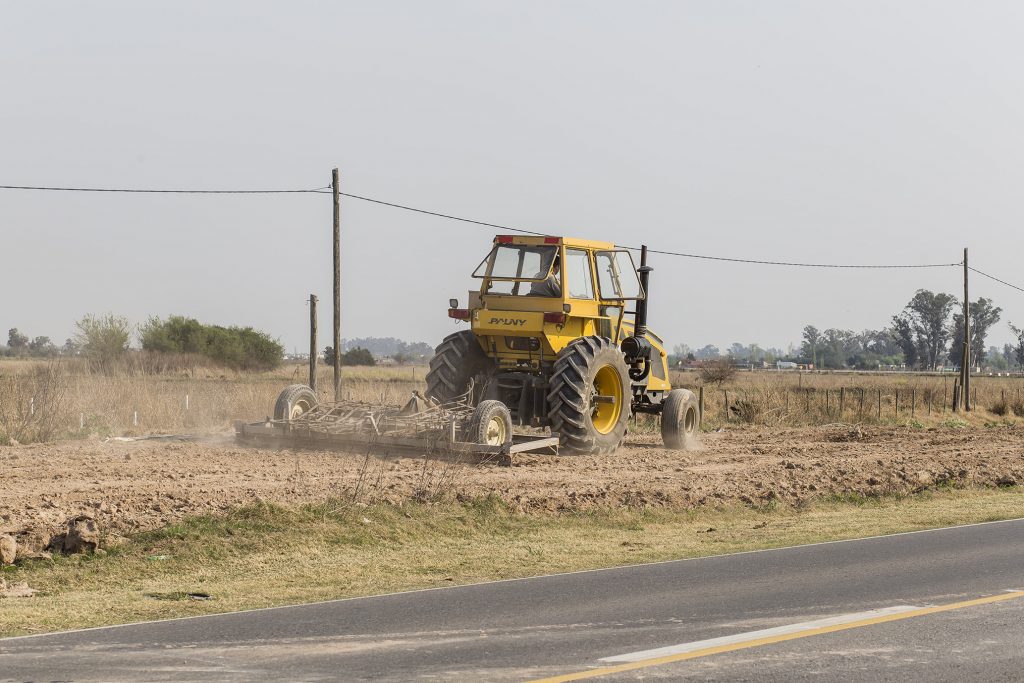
[661,388,700,449]
[547,337,631,455]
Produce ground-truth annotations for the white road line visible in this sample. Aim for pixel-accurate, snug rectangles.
[599,605,920,663]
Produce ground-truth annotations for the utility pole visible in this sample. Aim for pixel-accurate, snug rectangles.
[963,248,971,411]
[332,168,342,401]
[308,294,318,393]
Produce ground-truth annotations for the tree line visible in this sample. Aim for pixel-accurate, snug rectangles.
[675,289,1024,372]
[3,314,284,372]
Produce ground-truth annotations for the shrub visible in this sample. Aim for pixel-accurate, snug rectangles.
[0,363,69,444]
[74,314,131,372]
[140,316,283,371]
[324,346,376,367]
[697,358,737,386]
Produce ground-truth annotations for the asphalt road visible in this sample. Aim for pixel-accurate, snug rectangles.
[3,518,1024,682]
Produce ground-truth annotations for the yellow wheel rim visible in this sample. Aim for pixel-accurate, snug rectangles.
[591,365,623,434]
[290,400,311,420]
[485,416,508,445]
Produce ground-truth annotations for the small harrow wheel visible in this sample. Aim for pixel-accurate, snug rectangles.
[661,388,700,450]
[467,400,513,446]
[273,384,318,421]
[547,336,631,455]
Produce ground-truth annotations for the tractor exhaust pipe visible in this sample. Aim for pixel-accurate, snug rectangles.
[635,244,652,338]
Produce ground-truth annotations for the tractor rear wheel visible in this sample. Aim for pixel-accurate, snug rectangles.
[273,384,317,421]
[547,336,631,455]
[425,330,489,404]
[661,388,700,449]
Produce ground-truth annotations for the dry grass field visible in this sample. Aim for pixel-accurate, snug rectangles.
[2,358,1022,444]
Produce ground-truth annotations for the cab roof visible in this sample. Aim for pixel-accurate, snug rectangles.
[494,235,617,250]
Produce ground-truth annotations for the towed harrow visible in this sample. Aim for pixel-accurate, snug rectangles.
[235,385,559,456]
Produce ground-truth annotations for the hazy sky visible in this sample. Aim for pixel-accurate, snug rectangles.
[3,1,1023,354]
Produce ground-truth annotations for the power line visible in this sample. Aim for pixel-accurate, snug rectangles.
[0,180,965,269]
[968,266,1024,294]
[0,184,331,194]
[336,191,549,237]
[336,192,958,269]
[633,247,958,269]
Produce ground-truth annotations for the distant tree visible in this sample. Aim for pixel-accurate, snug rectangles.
[801,326,821,367]
[949,297,1002,368]
[62,338,81,356]
[694,344,720,359]
[28,336,54,356]
[894,290,958,370]
[7,328,28,353]
[987,345,1009,371]
[324,346,336,365]
[392,352,410,365]
[1009,324,1024,372]
[1004,343,1017,370]
[891,315,917,368]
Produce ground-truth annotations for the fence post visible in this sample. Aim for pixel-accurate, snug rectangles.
[877,390,881,419]
[698,386,704,428]
[911,389,916,418]
[895,389,900,415]
[825,390,830,416]
[859,388,865,417]
[839,387,845,417]
[724,390,729,422]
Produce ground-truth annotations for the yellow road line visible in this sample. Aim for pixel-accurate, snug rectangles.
[525,590,1024,683]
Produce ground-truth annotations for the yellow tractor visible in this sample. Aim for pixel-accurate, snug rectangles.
[425,235,699,455]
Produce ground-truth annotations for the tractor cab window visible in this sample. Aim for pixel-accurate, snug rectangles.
[564,248,594,299]
[595,250,644,300]
[473,244,559,296]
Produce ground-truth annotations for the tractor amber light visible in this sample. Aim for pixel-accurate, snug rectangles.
[448,308,471,320]
[543,312,567,324]
[496,235,514,243]
[543,237,560,244]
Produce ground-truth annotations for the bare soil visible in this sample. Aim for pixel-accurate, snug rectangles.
[2,425,1023,556]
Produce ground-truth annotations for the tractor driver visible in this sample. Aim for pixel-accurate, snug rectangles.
[530,254,561,297]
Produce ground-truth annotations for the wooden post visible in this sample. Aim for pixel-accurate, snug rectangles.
[911,388,916,418]
[859,387,865,416]
[698,386,704,428]
[877,389,881,418]
[963,248,971,411]
[839,387,845,416]
[332,168,342,401]
[825,389,830,416]
[724,390,729,421]
[308,294,318,393]
[895,389,899,415]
